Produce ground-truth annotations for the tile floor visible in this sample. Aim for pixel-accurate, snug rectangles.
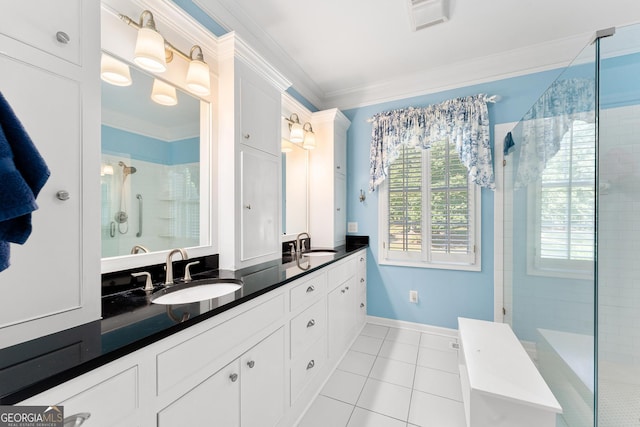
[298,323,466,427]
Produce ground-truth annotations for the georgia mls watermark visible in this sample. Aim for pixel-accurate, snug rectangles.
[0,406,63,427]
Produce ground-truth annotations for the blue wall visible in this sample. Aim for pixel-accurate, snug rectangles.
[344,69,567,329]
[102,125,199,165]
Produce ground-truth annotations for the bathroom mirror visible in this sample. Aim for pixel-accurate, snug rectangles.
[282,139,309,238]
[100,62,211,267]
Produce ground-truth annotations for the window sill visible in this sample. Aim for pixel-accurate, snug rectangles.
[379,258,481,272]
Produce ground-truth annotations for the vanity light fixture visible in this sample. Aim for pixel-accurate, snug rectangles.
[119,10,211,96]
[151,78,178,106]
[302,122,316,150]
[186,46,211,96]
[286,113,304,143]
[131,10,167,73]
[100,53,132,86]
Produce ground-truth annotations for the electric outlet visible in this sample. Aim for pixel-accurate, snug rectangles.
[409,290,418,303]
[347,222,358,233]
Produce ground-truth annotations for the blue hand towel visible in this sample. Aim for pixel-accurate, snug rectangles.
[0,91,50,272]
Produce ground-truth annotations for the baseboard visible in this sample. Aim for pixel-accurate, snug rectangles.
[366,315,458,338]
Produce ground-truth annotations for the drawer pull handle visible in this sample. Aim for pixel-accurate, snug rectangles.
[307,360,315,370]
[56,31,70,44]
[245,204,251,210]
[360,303,365,308]
[247,360,255,368]
[243,133,250,139]
[307,319,316,328]
[360,278,365,283]
[306,285,315,293]
[229,373,238,382]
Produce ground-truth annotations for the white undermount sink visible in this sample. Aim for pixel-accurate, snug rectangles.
[151,278,243,305]
[302,250,338,257]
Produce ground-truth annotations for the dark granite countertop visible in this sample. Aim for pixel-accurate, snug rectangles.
[0,238,368,404]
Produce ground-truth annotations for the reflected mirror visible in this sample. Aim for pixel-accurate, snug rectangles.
[101,62,209,258]
[282,139,308,237]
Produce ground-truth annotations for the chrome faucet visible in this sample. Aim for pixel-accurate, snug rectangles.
[130,244,149,254]
[165,248,188,285]
[296,232,310,254]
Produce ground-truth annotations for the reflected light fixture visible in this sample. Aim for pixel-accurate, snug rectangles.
[286,113,304,143]
[281,140,294,153]
[186,46,210,96]
[131,10,166,73]
[101,163,114,176]
[151,79,178,106]
[100,53,132,86]
[119,10,211,97]
[302,122,316,150]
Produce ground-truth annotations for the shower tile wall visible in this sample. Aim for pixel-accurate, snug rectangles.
[598,105,640,369]
[101,154,199,257]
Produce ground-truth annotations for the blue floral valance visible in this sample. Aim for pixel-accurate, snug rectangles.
[369,94,495,191]
[514,78,595,188]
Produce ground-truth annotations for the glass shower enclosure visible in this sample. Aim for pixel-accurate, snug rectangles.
[502,23,640,427]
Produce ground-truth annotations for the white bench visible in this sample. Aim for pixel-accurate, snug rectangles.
[458,317,562,427]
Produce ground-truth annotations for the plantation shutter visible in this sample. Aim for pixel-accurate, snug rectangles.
[537,121,595,265]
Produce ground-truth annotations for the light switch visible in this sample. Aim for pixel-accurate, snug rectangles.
[348,222,358,233]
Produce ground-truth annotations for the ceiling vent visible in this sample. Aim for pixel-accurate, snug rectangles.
[407,0,449,31]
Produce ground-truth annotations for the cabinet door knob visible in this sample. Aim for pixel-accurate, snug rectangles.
[56,31,70,44]
[336,208,341,212]
[307,319,315,328]
[360,303,365,308]
[341,289,346,294]
[243,133,250,139]
[245,204,251,210]
[360,257,364,262]
[360,278,365,283]
[56,190,70,201]
[345,286,349,290]
[229,373,238,382]
[336,166,341,170]
[306,285,315,293]
[306,360,315,370]
[247,360,255,368]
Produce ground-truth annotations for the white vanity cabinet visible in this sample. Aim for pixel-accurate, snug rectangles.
[355,250,367,327]
[0,1,100,348]
[327,256,358,358]
[21,351,143,427]
[218,34,290,270]
[158,328,285,427]
[309,109,351,248]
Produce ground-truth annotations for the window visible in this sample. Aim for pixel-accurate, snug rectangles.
[529,120,595,277]
[379,139,481,270]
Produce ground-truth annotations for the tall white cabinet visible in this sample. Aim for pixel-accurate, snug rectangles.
[218,34,290,270]
[309,109,351,248]
[0,1,101,347]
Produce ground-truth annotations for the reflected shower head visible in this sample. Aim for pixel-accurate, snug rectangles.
[118,161,137,176]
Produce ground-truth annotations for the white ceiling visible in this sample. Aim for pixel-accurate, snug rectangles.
[193,0,640,109]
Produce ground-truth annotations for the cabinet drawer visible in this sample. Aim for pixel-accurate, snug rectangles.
[291,337,326,403]
[290,273,326,312]
[157,294,284,395]
[291,299,326,359]
[327,257,356,290]
[0,1,82,65]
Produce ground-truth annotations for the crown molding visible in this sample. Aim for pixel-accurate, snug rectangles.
[311,108,351,130]
[281,92,312,123]
[218,32,291,92]
[323,32,594,110]
[193,0,324,106]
